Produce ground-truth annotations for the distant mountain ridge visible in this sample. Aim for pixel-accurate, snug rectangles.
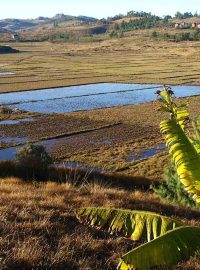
[0,19,36,32]
[0,14,99,32]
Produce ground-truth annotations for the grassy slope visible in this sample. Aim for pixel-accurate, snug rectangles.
[0,177,199,270]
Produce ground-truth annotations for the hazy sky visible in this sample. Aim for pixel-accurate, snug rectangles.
[0,0,199,19]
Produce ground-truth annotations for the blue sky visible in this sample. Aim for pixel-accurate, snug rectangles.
[0,0,199,19]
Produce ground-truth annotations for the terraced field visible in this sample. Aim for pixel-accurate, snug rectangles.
[1,35,200,181]
[1,95,200,181]
[1,34,200,93]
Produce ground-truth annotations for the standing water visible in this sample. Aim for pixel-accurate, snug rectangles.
[0,83,200,113]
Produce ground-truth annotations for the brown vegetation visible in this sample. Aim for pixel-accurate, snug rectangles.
[0,177,199,269]
[2,31,200,93]
[1,96,200,180]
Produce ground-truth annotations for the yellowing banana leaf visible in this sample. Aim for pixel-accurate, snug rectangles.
[174,107,189,122]
[118,226,200,270]
[157,87,189,129]
[160,90,173,104]
[77,207,183,242]
[160,119,200,202]
[191,120,200,155]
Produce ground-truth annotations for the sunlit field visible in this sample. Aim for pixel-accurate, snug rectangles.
[1,31,200,93]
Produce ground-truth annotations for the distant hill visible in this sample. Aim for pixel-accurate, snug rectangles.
[0,19,37,32]
[0,14,99,33]
[1,10,200,34]
[52,13,75,21]
[1,11,200,43]
[77,16,98,23]
[0,27,10,33]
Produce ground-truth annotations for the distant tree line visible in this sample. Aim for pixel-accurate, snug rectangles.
[150,30,200,42]
[126,11,155,18]
[99,11,160,25]
[37,31,105,43]
[37,32,78,42]
[112,16,172,32]
[174,11,200,19]
[98,10,200,26]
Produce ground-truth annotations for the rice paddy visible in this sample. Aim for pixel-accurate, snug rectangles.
[1,34,200,93]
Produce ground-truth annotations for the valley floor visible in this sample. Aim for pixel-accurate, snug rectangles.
[1,34,200,93]
[1,96,200,181]
[1,36,200,269]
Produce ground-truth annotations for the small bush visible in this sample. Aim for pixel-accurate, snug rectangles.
[151,31,158,38]
[16,144,52,171]
[152,162,198,209]
[109,30,118,38]
[0,106,13,114]
[150,30,200,42]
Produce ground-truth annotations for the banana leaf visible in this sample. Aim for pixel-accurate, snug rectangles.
[191,119,200,155]
[160,119,200,202]
[77,207,183,241]
[118,226,200,270]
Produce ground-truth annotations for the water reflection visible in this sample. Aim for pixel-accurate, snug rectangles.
[0,83,199,113]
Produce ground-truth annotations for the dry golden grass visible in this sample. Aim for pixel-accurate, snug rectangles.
[1,32,200,93]
[0,177,199,269]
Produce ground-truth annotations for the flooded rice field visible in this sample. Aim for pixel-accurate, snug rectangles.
[0,72,15,76]
[0,146,17,161]
[1,83,200,178]
[0,136,28,144]
[125,144,166,162]
[0,140,166,164]
[1,83,200,113]
[0,117,33,125]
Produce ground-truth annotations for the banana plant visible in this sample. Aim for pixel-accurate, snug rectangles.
[77,207,200,270]
[157,86,200,202]
[77,208,184,242]
[76,86,200,269]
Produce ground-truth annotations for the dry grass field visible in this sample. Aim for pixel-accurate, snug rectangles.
[1,31,200,93]
[0,177,199,270]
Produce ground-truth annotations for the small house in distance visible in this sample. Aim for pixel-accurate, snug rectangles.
[192,22,197,29]
[12,33,20,41]
[192,22,200,29]
[175,22,190,29]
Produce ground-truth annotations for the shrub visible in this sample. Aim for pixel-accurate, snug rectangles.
[150,30,200,42]
[152,162,198,209]
[0,106,13,114]
[109,30,118,38]
[151,31,158,38]
[16,144,52,171]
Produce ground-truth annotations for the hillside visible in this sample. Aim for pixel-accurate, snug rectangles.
[0,14,98,33]
[2,11,200,43]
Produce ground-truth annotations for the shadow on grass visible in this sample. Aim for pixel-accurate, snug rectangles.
[0,160,157,191]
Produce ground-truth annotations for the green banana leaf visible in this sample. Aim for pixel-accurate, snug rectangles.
[160,119,200,203]
[77,207,183,241]
[191,119,200,155]
[118,226,200,270]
